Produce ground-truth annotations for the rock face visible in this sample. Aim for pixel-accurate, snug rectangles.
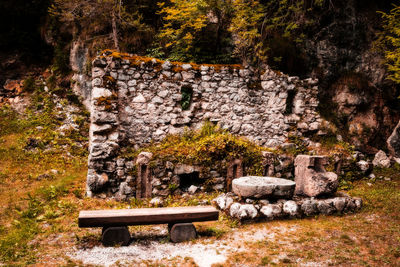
[387,121,400,158]
[232,176,296,199]
[87,51,322,198]
[70,40,91,109]
[294,155,338,197]
[372,150,391,168]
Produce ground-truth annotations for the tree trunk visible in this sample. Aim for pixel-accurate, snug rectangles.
[112,10,120,51]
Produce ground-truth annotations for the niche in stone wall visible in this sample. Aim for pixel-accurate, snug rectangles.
[226,159,243,191]
[179,171,202,191]
[180,85,193,110]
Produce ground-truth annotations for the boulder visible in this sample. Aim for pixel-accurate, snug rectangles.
[332,197,347,213]
[282,200,299,217]
[372,150,391,168]
[213,194,234,210]
[229,203,241,217]
[294,155,338,197]
[300,199,318,216]
[387,120,400,158]
[317,199,336,215]
[232,176,295,199]
[356,160,371,174]
[188,185,198,194]
[136,152,153,165]
[354,197,363,210]
[230,203,258,220]
[150,197,164,207]
[260,203,283,219]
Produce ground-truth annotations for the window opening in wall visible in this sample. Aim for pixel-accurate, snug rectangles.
[180,85,193,110]
[285,89,297,114]
[179,172,201,191]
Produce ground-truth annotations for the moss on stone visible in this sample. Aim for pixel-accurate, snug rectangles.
[100,49,244,73]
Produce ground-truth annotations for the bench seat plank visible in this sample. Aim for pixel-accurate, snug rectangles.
[78,206,219,228]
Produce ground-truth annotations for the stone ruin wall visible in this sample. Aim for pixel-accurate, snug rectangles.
[87,52,322,199]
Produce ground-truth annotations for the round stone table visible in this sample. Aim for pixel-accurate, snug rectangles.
[232,176,296,199]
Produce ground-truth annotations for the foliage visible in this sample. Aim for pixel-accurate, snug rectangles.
[155,0,326,66]
[23,77,36,93]
[157,0,208,55]
[155,0,234,63]
[263,0,325,42]
[376,5,400,84]
[49,0,151,51]
[229,0,266,66]
[52,42,71,74]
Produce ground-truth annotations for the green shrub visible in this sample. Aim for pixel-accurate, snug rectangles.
[23,77,36,92]
[376,5,400,84]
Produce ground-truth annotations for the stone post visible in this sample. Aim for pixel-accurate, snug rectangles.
[294,155,338,197]
[262,151,275,176]
[86,57,120,197]
[136,152,153,199]
[227,159,243,191]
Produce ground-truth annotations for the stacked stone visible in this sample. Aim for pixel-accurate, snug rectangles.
[213,193,362,221]
[150,162,226,197]
[87,52,321,198]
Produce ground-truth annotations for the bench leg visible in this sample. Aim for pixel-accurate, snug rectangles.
[169,223,197,243]
[102,226,131,247]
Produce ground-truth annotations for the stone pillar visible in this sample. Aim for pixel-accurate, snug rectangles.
[294,155,338,197]
[136,152,153,199]
[227,159,243,191]
[86,58,120,197]
[262,151,275,176]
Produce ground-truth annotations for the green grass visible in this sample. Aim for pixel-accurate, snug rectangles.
[0,88,89,265]
[0,79,400,266]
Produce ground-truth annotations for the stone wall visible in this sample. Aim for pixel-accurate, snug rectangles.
[87,51,321,199]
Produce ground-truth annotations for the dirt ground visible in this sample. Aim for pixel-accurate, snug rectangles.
[42,176,400,267]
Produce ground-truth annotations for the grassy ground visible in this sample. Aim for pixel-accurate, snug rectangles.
[0,95,399,266]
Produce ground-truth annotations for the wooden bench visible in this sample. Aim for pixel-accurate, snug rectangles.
[78,206,219,246]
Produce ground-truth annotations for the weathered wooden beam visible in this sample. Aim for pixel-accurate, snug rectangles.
[78,206,219,228]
